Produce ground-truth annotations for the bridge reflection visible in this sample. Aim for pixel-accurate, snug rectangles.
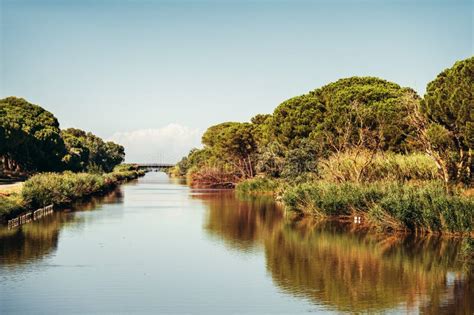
[134,163,175,171]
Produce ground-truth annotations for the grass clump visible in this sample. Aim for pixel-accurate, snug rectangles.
[236,177,281,195]
[0,194,25,218]
[283,180,474,234]
[320,151,438,183]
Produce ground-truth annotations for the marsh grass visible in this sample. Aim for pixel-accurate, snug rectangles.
[320,151,438,183]
[283,180,474,234]
[236,177,281,195]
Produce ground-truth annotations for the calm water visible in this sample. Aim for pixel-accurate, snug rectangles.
[0,173,472,314]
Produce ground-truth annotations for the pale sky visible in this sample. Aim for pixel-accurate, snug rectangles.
[1,0,472,162]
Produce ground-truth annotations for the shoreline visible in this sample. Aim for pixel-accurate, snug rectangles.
[0,168,145,224]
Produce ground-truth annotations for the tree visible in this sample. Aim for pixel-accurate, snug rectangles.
[61,128,124,172]
[271,94,325,149]
[420,56,473,185]
[270,77,420,155]
[201,122,258,178]
[0,97,66,173]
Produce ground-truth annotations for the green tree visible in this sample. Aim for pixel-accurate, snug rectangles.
[0,97,66,173]
[270,77,420,155]
[202,122,258,178]
[271,94,325,149]
[420,56,473,185]
[61,128,124,172]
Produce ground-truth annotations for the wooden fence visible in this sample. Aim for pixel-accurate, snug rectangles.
[7,204,54,229]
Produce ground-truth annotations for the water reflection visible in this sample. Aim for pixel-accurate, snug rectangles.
[0,178,472,314]
[0,189,123,267]
[195,191,473,314]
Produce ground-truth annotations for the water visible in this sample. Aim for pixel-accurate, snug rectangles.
[0,173,472,314]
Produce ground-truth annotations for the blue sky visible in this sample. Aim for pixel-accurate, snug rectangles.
[1,0,472,162]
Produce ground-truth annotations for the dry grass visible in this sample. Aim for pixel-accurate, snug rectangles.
[0,182,23,196]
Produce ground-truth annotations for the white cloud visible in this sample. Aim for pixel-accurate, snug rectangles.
[108,123,202,163]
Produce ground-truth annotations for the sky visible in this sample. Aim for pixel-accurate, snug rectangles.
[0,0,472,162]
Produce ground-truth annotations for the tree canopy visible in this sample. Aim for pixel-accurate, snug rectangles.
[0,97,66,172]
[271,77,420,154]
[0,97,125,175]
[62,128,125,173]
[421,56,473,184]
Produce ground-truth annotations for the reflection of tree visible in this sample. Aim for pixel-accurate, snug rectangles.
[197,192,473,313]
[196,191,283,251]
[0,189,123,267]
[0,214,70,266]
[265,221,469,313]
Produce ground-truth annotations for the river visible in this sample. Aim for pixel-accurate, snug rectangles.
[0,172,472,314]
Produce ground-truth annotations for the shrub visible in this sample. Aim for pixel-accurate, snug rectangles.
[22,172,106,208]
[0,194,25,218]
[236,177,281,195]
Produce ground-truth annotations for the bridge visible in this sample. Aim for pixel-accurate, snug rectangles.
[134,163,175,172]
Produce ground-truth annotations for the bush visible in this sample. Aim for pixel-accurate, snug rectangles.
[0,194,25,218]
[236,177,281,195]
[22,172,106,208]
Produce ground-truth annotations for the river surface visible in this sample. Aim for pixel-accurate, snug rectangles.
[0,172,472,314]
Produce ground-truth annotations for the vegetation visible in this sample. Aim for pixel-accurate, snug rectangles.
[283,181,474,234]
[0,97,124,177]
[198,192,470,313]
[0,97,65,174]
[176,56,473,235]
[62,128,125,173]
[0,96,135,221]
[419,56,473,187]
[236,177,281,195]
[0,165,144,221]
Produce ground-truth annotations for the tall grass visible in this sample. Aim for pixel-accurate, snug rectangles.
[236,177,281,195]
[22,172,108,208]
[319,150,438,183]
[283,180,474,234]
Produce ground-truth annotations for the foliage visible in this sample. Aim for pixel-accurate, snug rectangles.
[270,77,420,154]
[236,177,281,195]
[202,122,259,178]
[283,180,474,234]
[0,194,25,218]
[189,166,239,188]
[319,150,438,183]
[420,56,473,185]
[0,97,66,173]
[61,128,125,173]
[21,168,143,209]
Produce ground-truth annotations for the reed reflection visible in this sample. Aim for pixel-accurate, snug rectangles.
[196,191,473,314]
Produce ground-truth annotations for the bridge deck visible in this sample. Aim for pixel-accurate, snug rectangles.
[135,163,175,168]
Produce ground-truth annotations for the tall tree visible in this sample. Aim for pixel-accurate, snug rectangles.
[0,97,66,173]
[420,56,473,185]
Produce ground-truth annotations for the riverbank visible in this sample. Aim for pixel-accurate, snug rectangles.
[235,177,474,237]
[0,164,145,223]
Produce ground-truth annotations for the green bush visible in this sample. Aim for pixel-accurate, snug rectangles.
[0,194,25,218]
[236,177,281,195]
[22,172,106,208]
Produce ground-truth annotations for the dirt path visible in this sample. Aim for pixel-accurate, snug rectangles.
[0,182,23,195]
